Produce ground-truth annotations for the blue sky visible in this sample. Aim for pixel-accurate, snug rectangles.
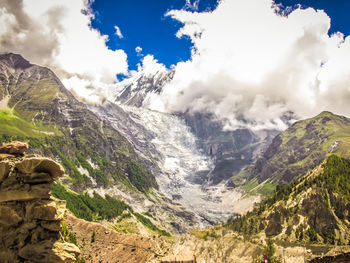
[90,0,350,71]
[90,0,218,70]
[3,0,350,126]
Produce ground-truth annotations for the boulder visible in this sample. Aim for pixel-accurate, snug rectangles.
[16,157,64,179]
[0,141,28,155]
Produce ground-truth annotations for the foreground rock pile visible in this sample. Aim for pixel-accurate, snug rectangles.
[0,141,80,262]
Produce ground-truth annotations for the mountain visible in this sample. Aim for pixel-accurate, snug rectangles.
[162,155,350,262]
[0,53,157,192]
[113,68,174,107]
[108,68,281,223]
[0,53,201,233]
[234,111,350,196]
[182,111,278,184]
[228,154,350,246]
[113,69,278,185]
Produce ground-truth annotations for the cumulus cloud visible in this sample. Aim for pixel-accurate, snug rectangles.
[114,25,123,38]
[0,0,128,104]
[145,0,350,131]
[137,54,167,76]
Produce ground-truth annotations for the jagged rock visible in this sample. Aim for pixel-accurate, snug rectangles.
[0,161,10,182]
[0,206,22,226]
[0,141,28,155]
[16,157,64,179]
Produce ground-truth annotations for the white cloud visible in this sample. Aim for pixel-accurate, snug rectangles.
[145,0,350,130]
[0,0,128,104]
[137,55,167,76]
[114,25,123,39]
[135,46,143,56]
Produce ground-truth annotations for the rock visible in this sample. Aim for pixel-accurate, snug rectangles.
[18,240,70,263]
[54,242,80,257]
[22,172,53,184]
[0,143,78,262]
[0,153,15,160]
[29,202,58,221]
[0,189,50,203]
[0,141,28,155]
[16,157,64,179]
[41,221,62,232]
[0,206,22,226]
[19,240,80,263]
[0,161,10,182]
[0,248,17,262]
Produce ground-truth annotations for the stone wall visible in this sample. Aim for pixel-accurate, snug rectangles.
[0,142,79,263]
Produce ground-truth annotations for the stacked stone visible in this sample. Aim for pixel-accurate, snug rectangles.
[0,142,80,263]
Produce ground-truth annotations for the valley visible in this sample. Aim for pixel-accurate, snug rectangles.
[1,53,350,262]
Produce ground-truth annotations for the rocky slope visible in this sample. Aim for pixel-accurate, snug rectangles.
[112,67,278,185]
[228,155,350,245]
[0,53,157,193]
[108,66,279,223]
[0,141,80,262]
[159,154,350,263]
[240,111,350,187]
[0,53,201,233]
[182,111,277,184]
[64,213,170,263]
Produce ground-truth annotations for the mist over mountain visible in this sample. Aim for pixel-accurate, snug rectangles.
[2,0,350,261]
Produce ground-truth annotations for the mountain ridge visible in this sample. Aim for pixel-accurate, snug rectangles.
[0,53,203,234]
[234,110,350,197]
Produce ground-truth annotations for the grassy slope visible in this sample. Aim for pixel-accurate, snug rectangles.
[0,54,161,230]
[0,58,157,193]
[235,111,350,196]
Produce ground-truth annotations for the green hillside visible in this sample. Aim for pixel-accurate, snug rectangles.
[0,53,157,194]
[234,111,350,195]
[227,155,350,245]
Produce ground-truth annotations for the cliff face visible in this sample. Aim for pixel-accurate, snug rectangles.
[0,141,79,262]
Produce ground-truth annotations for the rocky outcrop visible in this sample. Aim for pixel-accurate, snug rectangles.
[0,141,29,155]
[0,142,79,263]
